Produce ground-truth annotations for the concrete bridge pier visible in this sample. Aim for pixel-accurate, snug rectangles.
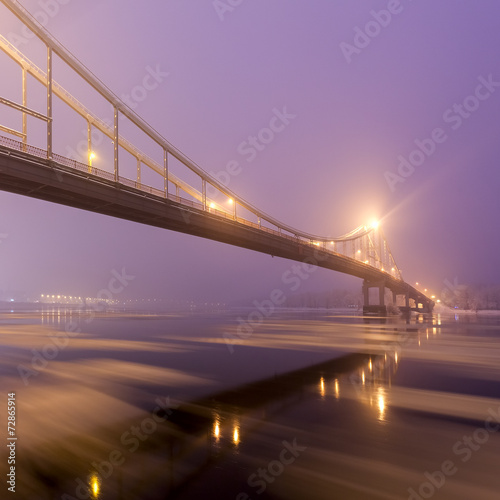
[362,279,387,316]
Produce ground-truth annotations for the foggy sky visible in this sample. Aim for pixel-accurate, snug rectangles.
[0,0,499,303]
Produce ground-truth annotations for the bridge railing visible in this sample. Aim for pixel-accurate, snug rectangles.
[0,134,47,160]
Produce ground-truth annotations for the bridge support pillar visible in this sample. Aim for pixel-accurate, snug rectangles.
[363,282,369,306]
[362,279,387,316]
[379,284,385,307]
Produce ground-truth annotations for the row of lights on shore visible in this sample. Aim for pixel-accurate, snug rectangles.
[39,294,119,305]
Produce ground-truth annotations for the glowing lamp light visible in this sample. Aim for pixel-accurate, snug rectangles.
[370,220,379,230]
[228,198,234,204]
[209,202,215,209]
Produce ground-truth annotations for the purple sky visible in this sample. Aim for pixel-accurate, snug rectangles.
[0,0,499,303]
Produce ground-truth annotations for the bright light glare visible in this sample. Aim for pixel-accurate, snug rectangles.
[370,220,379,230]
[378,390,386,421]
[89,474,100,498]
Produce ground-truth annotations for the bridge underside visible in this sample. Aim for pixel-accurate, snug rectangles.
[362,279,434,316]
[0,147,433,314]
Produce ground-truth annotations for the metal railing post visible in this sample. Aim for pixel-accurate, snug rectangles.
[87,121,92,173]
[22,67,27,150]
[113,106,119,181]
[164,149,168,197]
[46,46,52,160]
